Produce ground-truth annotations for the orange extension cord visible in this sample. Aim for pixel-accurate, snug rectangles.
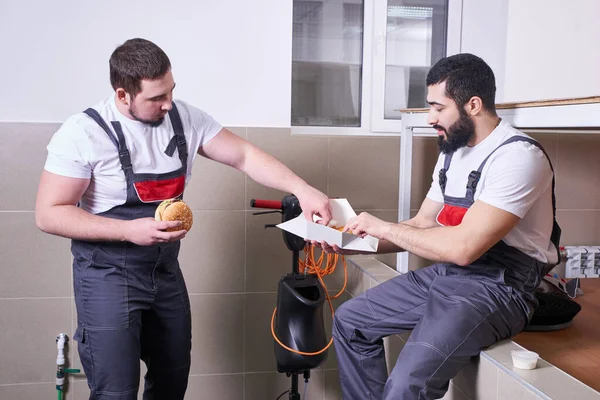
[270,242,348,356]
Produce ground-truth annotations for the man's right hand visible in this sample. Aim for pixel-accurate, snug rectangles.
[124,218,187,246]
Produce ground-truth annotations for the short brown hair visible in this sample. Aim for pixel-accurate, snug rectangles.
[109,38,171,97]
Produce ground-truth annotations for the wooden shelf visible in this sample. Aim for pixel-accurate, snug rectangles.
[513,279,600,393]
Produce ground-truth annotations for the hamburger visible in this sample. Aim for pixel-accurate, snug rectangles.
[154,199,193,232]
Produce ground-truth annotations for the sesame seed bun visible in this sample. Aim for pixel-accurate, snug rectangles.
[154,199,193,232]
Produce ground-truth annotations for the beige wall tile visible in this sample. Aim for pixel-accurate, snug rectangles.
[185,126,246,211]
[319,256,347,293]
[497,369,544,399]
[323,369,342,400]
[185,374,244,400]
[246,128,328,206]
[440,384,472,400]
[452,356,498,400]
[246,212,295,292]
[398,331,412,342]
[385,334,406,374]
[0,213,71,298]
[375,252,398,271]
[189,294,244,375]
[0,298,72,384]
[411,137,440,209]
[0,383,58,400]
[345,262,370,297]
[556,210,600,245]
[329,137,400,210]
[185,156,246,211]
[409,254,434,271]
[371,267,401,284]
[245,293,278,372]
[528,133,558,168]
[556,134,600,210]
[178,211,245,294]
[245,370,323,400]
[0,122,58,211]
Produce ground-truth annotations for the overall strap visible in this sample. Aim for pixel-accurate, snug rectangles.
[438,153,453,195]
[83,108,134,180]
[164,102,189,170]
[83,108,119,149]
[109,121,135,180]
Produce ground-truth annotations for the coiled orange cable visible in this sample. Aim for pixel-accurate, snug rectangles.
[270,242,348,356]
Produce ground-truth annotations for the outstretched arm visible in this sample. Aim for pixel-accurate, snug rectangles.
[199,128,331,224]
[345,199,519,265]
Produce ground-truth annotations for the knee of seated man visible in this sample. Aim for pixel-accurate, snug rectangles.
[332,299,357,334]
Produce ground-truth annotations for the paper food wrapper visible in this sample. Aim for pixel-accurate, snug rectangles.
[276,198,379,252]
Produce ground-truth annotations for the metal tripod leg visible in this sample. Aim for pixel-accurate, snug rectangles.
[289,373,300,400]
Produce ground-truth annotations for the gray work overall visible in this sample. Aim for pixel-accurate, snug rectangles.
[72,105,192,399]
[333,136,561,400]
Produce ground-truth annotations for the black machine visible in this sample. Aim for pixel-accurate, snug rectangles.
[525,276,582,331]
[250,195,328,400]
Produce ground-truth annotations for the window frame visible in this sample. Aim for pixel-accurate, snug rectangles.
[291,0,463,136]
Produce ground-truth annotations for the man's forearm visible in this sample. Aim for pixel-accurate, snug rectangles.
[381,223,467,265]
[376,219,428,254]
[36,205,129,242]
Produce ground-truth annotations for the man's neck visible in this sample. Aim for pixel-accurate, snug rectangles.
[114,94,135,120]
[470,115,501,146]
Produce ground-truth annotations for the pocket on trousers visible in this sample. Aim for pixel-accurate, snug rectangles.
[80,264,130,330]
[74,325,95,389]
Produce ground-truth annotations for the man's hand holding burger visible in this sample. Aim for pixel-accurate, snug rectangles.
[123,199,193,246]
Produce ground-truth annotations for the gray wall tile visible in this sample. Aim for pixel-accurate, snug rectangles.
[0,122,59,211]
[0,212,71,298]
[178,211,245,294]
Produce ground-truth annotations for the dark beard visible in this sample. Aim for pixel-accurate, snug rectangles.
[130,103,165,128]
[434,109,475,154]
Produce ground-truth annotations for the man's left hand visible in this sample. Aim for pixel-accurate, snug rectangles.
[344,212,391,239]
[296,186,332,226]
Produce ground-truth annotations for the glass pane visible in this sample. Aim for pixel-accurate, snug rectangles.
[384,1,448,119]
[291,0,364,127]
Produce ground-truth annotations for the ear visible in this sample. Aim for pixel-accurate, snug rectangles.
[464,96,483,116]
[115,88,131,106]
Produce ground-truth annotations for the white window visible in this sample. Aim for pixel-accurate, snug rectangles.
[291,0,364,128]
[291,0,463,135]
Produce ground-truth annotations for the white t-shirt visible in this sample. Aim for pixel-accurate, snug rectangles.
[426,120,558,264]
[44,96,222,214]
